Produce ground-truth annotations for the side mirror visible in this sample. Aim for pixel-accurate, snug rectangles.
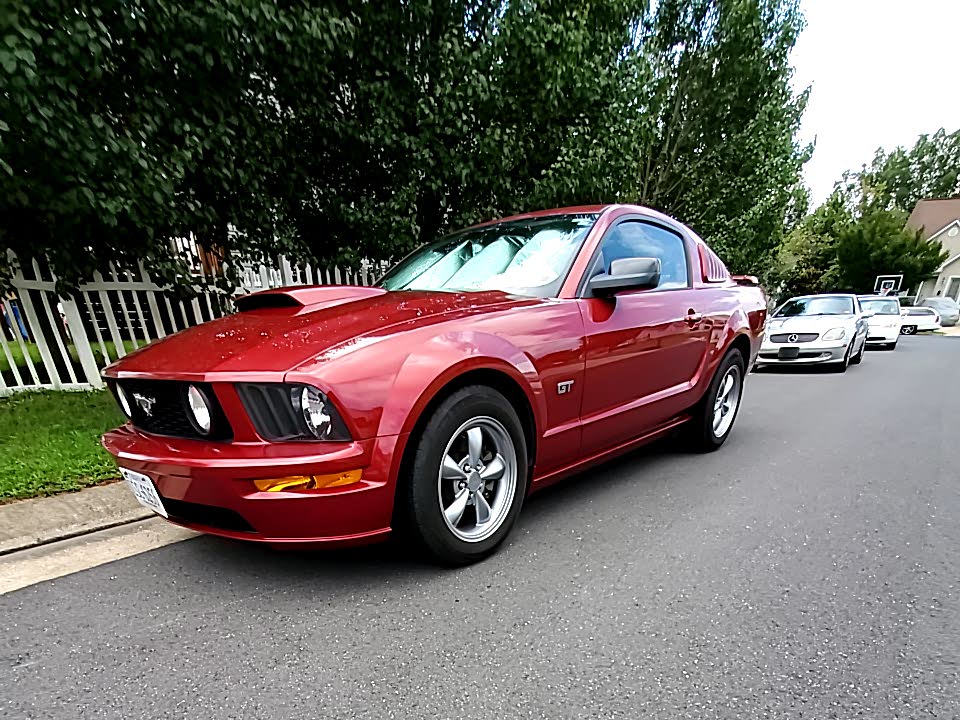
[589,257,661,297]
[861,311,875,319]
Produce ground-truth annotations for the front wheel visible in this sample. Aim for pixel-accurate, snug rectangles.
[397,386,528,565]
[832,342,852,372]
[901,325,917,335]
[686,348,745,452]
[850,339,864,365]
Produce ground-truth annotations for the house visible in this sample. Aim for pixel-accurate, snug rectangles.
[909,197,960,302]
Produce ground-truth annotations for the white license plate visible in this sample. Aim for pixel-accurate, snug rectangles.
[120,467,168,518]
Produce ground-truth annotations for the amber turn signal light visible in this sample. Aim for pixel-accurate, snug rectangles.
[253,469,362,493]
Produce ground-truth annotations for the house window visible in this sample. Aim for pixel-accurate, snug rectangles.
[946,277,960,301]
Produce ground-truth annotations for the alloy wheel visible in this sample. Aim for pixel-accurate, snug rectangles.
[712,365,742,438]
[437,416,518,543]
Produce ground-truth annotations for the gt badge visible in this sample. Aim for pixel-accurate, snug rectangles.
[557,380,574,395]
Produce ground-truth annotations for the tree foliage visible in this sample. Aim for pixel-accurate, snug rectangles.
[534,0,809,273]
[857,128,960,213]
[768,190,948,300]
[0,1,352,288]
[1,0,809,289]
[833,206,947,293]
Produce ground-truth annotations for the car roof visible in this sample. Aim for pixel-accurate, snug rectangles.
[468,204,679,230]
[923,297,958,306]
[788,293,857,300]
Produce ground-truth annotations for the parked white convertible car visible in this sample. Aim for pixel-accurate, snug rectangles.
[757,294,870,372]
[858,296,903,349]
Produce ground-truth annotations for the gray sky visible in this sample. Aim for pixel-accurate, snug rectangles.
[792,0,960,204]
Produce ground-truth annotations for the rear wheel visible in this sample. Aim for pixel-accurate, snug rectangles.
[901,325,917,335]
[686,348,745,452]
[398,386,528,565]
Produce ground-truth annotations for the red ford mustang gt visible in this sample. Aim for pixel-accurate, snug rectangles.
[102,205,767,564]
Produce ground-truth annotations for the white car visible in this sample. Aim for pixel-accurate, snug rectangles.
[757,294,869,371]
[899,306,941,334]
[858,296,902,349]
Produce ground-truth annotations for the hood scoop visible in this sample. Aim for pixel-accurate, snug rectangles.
[234,285,387,313]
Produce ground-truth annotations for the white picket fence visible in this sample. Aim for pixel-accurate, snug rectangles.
[0,251,385,396]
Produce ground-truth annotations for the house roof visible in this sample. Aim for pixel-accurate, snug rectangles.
[907,197,960,240]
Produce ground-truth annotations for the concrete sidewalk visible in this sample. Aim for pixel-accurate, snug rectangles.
[936,325,960,337]
[0,481,150,555]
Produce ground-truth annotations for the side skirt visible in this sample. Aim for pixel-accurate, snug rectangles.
[529,413,692,491]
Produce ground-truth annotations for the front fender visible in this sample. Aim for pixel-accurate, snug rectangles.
[378,330,546,439]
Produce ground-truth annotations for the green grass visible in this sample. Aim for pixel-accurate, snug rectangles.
[0,339,138,373]
[0,390,124,501]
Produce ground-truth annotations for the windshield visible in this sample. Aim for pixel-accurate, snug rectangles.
[775,296,854,317]
[378,214,598,298]
[860,298,900,315]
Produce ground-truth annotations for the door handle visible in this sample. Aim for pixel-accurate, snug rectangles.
[685,310,703,324]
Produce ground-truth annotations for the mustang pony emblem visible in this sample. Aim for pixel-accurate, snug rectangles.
[132,393,156,417]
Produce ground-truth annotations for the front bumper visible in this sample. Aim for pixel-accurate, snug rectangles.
[865,325,900,344]
[102,426,405,547]
[755,340,848,365]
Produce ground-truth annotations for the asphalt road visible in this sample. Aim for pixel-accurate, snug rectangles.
[3,335,960,719]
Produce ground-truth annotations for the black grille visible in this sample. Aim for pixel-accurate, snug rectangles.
[770,333,819,343]
[235,383,304,440]
[161,497,254,533]
[112,379,232,440]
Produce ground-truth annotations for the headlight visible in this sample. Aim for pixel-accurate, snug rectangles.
[116,385,132,418]
[186,385,212,435]
[298,386,335,439]
[822,327,845,341]
[236,383,351,441]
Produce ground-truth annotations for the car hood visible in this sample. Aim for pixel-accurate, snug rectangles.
[765,315,855,334]
[105,287,538,380]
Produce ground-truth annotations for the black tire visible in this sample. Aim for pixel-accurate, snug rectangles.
[686,348,745,452]
[850,339,864,365]
[901,325,917,335]
[397,385,528,565]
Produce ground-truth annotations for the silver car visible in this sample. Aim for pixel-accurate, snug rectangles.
[757,294,869,372]
[920,297,960,327]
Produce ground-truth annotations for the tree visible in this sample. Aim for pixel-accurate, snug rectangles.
[0,1,352,288]
[833,205,948,293]
[530,0,810,273]
[769,190,948,300]
[2,0,811,288]
[856,128,960,213]
[767,190,850,298]
[275,0,645,267]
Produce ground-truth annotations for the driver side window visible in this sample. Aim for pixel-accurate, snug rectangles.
[594,221,689,289]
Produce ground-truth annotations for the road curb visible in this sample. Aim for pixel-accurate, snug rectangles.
[0,481,151,556]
